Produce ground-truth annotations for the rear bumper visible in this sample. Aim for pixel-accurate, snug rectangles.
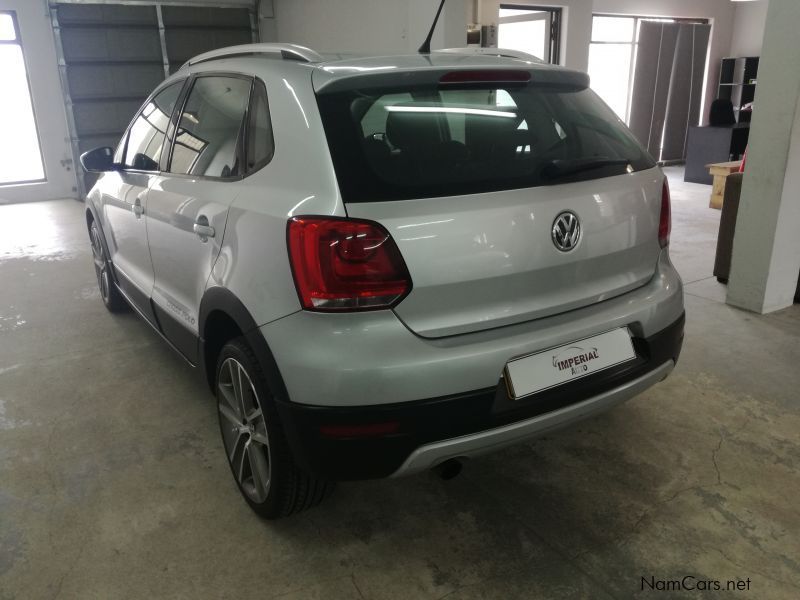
[263,249,683,409]
[274,313,684,480]
[392,360,674,477]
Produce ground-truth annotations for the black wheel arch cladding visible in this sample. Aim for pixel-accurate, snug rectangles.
[198,287,292,405]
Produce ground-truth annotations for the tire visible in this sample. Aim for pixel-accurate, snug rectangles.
[215,339,334,518]
[89,220,127,313]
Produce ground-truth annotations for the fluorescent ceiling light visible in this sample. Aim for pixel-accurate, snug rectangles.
[385,106,517,118]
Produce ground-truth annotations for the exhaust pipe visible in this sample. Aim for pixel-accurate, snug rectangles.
[433,458,463,480]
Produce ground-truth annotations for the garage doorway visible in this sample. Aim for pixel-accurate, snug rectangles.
[0,11,45,186]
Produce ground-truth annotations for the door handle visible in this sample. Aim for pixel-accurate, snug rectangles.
[132,196,144,218]
[193,215,215,241]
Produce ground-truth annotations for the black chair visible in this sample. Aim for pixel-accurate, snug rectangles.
[709,98,736,126]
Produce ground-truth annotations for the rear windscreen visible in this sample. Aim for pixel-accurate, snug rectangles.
[316,83,656,202]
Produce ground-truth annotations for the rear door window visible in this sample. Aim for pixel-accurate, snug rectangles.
[317,82,655,202]
[169,75,252,179]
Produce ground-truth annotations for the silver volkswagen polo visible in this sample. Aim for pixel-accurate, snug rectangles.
[80,43,684,518]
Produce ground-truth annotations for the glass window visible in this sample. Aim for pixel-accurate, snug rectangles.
[360,93,412,138]
[588,16,681,122]
[498,18,548,62]
[0,13,16,41]
[588,43,633,120]
[591,16,634,42]
[170,76,251,178]
[0,12,44,184]
[497,6,560,64]
[317,82,654,202]
[122,82,183,171]
[245,80,274,172]
[499,8,535,18]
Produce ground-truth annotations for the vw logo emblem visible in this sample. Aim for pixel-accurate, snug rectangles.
[552,211,581,252]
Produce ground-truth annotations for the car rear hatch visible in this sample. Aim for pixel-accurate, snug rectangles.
[313,55,664,338]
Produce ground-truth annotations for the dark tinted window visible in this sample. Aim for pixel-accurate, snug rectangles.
[170,76,251,178]
[245,79,274,172]
[123,81,183,171]
[317,84,656,202]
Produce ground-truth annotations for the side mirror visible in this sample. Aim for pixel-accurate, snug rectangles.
[80,147,115,173]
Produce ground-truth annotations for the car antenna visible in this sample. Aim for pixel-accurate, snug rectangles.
[418,0,447,54]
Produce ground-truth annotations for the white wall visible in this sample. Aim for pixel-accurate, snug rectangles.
[479,0,735,123]
[268,0,737,125]
[0,0,77,203]
[727,0,800,313]
[268,0,468,54]
[730,0,768,57]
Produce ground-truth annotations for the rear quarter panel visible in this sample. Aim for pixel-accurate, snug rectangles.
[204,59,346,328]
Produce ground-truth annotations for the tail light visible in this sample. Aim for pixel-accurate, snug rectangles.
[287,217,412,311]
[659,179,671,248]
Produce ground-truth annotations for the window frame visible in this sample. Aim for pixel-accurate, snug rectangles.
[164,71,255,182]
[116,71,275,182]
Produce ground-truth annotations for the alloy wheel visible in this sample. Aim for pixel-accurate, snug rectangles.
[90,224,110,302]
[218,358,272,503]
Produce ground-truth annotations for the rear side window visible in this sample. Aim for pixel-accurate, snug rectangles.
[245,79,275,172]
[122,81,183,171]
[169,76,251,178]
[317,83,656,202]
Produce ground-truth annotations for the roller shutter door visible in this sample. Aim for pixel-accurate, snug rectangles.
[51,2,255,195]
[162,5,253,74]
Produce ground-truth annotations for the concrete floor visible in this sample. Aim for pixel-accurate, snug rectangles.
[1,169,799,599]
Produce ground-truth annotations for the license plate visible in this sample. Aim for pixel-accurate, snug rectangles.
[504,328,636,400]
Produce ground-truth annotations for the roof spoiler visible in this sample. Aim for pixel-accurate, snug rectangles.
[314,60,589,94]
[437,47,545,63]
